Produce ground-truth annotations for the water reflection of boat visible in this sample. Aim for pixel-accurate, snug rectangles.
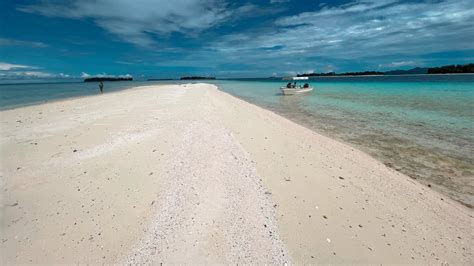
[280,76,313,95]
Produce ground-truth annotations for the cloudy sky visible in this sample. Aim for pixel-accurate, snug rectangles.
[1,0,473,79]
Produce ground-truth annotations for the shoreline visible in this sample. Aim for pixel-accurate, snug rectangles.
[215,88,473,209]
[220,92,474,209]
[2,83,472,211]
[1,83,459,208]
[210,85,472,263]
[1,84,472,264]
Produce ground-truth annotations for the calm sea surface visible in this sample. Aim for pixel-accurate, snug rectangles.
[1,75,473,206]
[0,80,184,110]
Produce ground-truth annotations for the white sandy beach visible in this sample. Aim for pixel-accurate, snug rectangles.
[0,84,472,264]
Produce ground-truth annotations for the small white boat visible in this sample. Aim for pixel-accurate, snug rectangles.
[280,76,313,95]
[281,87,313,95]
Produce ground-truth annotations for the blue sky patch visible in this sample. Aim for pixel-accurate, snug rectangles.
[1,0,473,79]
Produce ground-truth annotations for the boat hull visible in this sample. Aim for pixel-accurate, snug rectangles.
[280,87,313,95]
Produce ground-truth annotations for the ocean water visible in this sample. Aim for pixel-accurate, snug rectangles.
[1,76,473,206]
[0,80,184,110]
[212,75,474,207]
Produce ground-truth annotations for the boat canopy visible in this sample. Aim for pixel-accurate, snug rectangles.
[283,76,309,81]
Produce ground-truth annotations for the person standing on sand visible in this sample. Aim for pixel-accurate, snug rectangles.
[99,81,104,94]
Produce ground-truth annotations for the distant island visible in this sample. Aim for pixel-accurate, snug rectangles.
[297,63,474,77]
[298,71,384,77]
[427,64,474,74]
[84,77,133,82]
[180,76,216,80]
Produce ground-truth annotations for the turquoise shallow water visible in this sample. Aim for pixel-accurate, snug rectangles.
[211,75,474,207]
[1,76,473,206]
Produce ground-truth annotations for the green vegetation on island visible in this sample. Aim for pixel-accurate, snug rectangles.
[180,76,216,80]
[296,63,473,77]
[427,64,474,74]
[297,71,384,77]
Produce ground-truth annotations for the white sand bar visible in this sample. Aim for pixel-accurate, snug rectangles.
[0,84,472,264]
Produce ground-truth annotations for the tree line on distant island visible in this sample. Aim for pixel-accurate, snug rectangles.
[427,64,474,74]
[298,71,384,77]
[297,63,474,77]
[180,76,216,80]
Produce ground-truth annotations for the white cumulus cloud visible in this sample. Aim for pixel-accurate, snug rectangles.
[81,72,133,78]
[18,0,233,47]
[81,72,91,78]
[0,71,54,79]
[379,61,418,68]
[0,62,37,71]
[59,73,71,78]
[213,0,474,66]
[0,62,72,79]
